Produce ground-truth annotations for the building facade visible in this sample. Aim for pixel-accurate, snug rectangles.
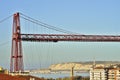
[90,67,120,80]
[90,67,108,80]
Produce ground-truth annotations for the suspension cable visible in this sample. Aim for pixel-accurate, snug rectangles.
[0,15,12,24]
[0,41,10,47]
[20,13,78,34]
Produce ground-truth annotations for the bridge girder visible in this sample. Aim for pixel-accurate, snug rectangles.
[21,34,120,42]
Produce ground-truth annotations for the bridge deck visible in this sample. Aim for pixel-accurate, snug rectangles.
[21,34,120,42]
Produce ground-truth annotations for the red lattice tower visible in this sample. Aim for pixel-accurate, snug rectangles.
[10,13,24,72]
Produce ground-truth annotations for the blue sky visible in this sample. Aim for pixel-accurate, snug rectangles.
[0,0,120,69]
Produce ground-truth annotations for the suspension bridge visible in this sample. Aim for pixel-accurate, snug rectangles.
[0,12,120,73]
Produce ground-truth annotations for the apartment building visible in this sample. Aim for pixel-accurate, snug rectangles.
[90,66,120,80]
[90,67,108,80]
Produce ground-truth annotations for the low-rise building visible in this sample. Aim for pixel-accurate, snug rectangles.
[0,66,3,71]
[0,67,9,74]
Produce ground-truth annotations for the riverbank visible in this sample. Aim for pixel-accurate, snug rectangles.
[31,72,89,79]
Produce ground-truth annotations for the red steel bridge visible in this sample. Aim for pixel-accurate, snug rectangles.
[1,12,120,72]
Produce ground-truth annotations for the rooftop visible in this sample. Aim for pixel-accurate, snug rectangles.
[0,74,42,80]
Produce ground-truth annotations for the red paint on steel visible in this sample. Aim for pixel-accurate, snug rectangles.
[21,34,120,42]
[10,12,120,72]
[10,13,24,72]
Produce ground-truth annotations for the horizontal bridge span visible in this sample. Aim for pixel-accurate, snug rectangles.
[21,34,120,42]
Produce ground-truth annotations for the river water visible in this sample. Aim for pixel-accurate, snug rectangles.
[31,72,89,79]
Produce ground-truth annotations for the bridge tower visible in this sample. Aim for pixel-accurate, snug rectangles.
[10,13,24,72]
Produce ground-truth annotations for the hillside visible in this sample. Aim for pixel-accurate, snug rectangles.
[49,61,120,71]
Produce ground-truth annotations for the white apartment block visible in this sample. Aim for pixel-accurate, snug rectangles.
[90,67,120,80]
[90,68,108,80]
